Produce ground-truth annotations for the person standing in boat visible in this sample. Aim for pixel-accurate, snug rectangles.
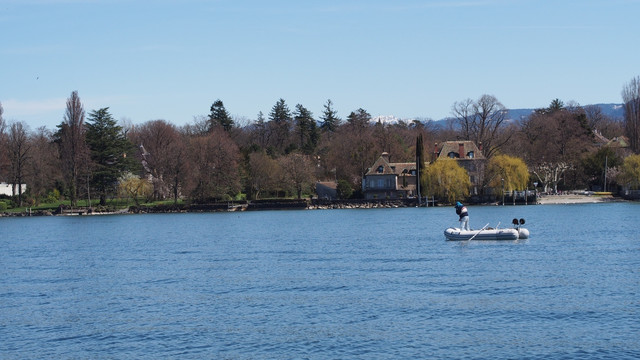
[455,202,470,231]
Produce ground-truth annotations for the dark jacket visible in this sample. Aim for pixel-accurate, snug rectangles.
[455,205,468,220]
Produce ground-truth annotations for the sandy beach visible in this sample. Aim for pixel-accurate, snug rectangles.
[536,194,616,204]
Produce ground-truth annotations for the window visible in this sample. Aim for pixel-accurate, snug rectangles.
[447,152,458,158]
[467,151,474,158]
[376,165,384,173]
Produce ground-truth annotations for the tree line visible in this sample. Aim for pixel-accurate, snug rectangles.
[1,76,640,209]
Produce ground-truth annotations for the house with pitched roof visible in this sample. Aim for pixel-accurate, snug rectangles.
[434,141,486,195]
[362,152,417,200]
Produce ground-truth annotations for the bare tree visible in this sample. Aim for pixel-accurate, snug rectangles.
[326,108,379,189]
[27,127,60,203]
[452,95,511,158]
[0,102,6,182]
[7,121,31,206]
[583,104,623,139]
[279,152,314,199]
[55,91,89,206]
[0,102,4,136]
[622,76,640,153]
[520,102,594,192]
[131,120,184,201]
[247,151,280,199]
[185,128,241,202]
[451,98,474,141]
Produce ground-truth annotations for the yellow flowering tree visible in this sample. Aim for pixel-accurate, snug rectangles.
[425,160,470,204]
[118,172,153,206]
[620,154,640,190]
[486,154,529,191]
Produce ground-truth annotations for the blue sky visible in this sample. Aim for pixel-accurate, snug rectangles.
[1,0,639,130]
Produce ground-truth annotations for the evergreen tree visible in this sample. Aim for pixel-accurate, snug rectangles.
[86,107,136,205]
[320,99,341,133]
[254,111,267,148]
[415,133,425,200]
[549,98,565,112]
[294,104,318,154]
[269,98,292,152]
[269,98,291,123]
[346,108,371,129]
[208,99,234,132]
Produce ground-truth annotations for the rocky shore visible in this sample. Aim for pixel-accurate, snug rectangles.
[1,194,628,217]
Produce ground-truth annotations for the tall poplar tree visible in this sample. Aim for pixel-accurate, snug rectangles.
[55,91,88,206]
[622,76,640,153]
[7,121,30,206]
[0,102,6,182]
[415,133,425,202]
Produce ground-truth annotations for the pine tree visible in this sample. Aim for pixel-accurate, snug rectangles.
[86,107,136,205]
[269,98,292,153]
[346,108,371,129]
[294,104,318,154]
[269,98,291,124]
[209,99,234,132]
[320,99,340,133]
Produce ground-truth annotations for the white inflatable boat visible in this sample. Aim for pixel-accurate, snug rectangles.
[444,218,530,241]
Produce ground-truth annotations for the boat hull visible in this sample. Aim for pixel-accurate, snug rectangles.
[444,227,529,241]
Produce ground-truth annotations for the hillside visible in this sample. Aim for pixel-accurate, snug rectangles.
[371,103,624,126]
[505,103,624,122]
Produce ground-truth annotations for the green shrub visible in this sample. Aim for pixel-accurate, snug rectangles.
[46,189,61,204]
[0,201,7,211]
[337,180,353,199]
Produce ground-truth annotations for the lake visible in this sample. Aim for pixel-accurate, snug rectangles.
[1,203,639,359]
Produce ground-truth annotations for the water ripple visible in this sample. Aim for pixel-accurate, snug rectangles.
[1,205,639,359]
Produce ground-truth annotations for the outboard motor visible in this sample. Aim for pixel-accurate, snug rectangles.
[512,218,529,239]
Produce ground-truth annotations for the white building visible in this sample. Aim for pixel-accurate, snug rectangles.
[0,183,27,197]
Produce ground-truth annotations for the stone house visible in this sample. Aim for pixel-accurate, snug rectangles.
[362,152,417,200]
[434,141,486,195]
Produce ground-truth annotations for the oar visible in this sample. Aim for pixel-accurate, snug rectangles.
[467,223,490,241]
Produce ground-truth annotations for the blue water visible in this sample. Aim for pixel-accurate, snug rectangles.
[1,203,639,359]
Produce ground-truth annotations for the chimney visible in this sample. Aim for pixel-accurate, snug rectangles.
[478,142,483,154]
[381,152,390,163]
[458,143,465,159]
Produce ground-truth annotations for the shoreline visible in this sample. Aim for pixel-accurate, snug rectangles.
[536,194,619,204]
[1,195,628,217]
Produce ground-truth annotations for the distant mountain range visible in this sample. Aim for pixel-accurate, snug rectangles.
[371,103,625,125]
